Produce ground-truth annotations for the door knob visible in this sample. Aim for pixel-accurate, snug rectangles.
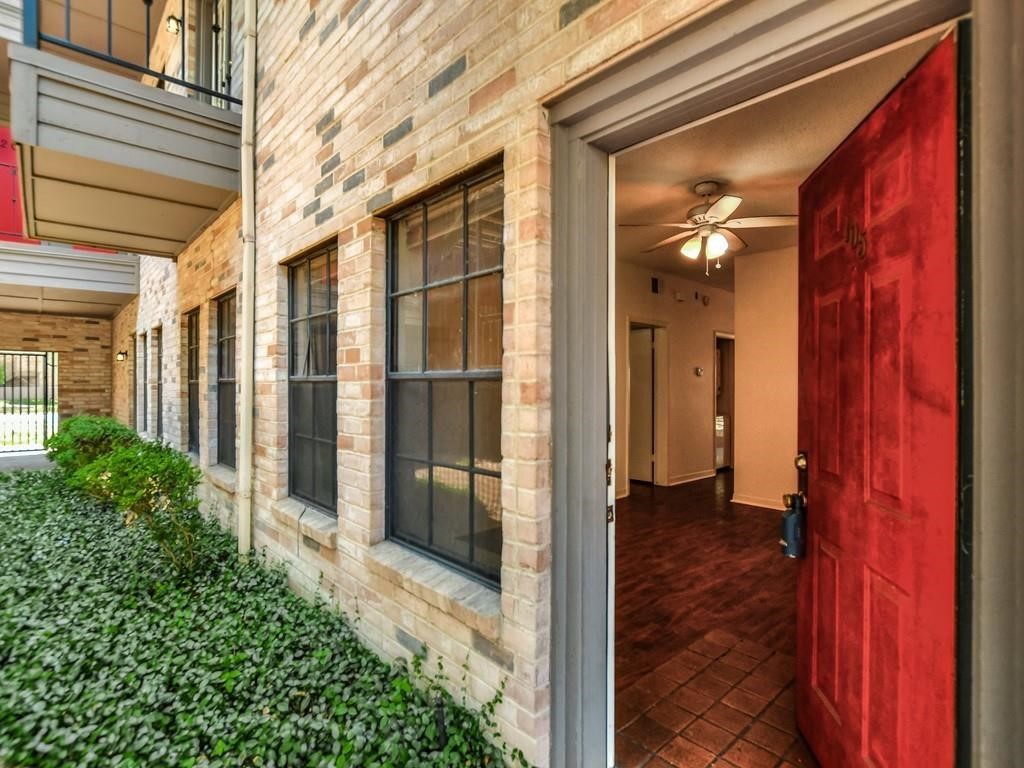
[794,452,808,471]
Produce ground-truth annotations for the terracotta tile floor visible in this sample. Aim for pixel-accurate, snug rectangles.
[615,474,820,767]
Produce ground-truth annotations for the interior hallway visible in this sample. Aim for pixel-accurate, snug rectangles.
[615,473,817,767]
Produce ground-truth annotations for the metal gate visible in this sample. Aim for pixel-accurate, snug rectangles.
[0,351,58,453]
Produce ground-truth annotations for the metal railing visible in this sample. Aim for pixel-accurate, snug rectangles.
[22,0,240,105]
[0,351,58,453]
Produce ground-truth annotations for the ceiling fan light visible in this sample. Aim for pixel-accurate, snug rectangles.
[707,231,729,258]
[680,236,702,260]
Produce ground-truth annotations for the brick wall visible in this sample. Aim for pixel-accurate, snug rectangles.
[126,0,722,763]
[175,201,244,530]
[111,297,138,426]
[0,310,112,418]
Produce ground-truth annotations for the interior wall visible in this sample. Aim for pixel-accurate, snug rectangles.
[615,260,734,498]
[733,246,798,509]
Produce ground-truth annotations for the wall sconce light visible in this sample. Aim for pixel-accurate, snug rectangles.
[116,351,128,362]
[166,15,183,35]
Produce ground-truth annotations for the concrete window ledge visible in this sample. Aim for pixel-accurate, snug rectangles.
[270,497,337,550]
[365,540,501,642]
[204,465,237,495]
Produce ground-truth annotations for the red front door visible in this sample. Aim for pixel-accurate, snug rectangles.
[796,34,959,767]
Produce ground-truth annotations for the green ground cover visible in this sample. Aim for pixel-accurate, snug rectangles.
[0,456,520,767]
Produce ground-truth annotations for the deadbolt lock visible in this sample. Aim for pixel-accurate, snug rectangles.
[794,452,808,471]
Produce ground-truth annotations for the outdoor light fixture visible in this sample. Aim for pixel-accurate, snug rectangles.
[166,15,182,35]
[115,351,128,362]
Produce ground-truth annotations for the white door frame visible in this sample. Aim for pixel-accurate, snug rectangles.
[548,1,1022,766]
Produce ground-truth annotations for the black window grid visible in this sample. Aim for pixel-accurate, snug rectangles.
[216,292,237,468]
[385,168,504,587]
[186,309,200,455]
[155,328,163,438]
[140,332,148,433]
[287,247,338,514]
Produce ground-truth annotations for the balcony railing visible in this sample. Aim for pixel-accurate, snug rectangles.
[22,0,239,105]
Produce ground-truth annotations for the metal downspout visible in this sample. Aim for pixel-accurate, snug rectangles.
[237,0,256,554]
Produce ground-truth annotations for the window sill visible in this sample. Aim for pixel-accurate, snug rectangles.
[205,464,236,495]
[271,497,337,550]
[365,540,501,642]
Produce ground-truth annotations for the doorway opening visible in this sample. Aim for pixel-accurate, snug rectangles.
[0,350,58,453]
[610,27,951,768]
[627,323,668,487]
[714,333,734,472]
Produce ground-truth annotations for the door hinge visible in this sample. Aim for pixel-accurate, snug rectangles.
[606,459,613,486]
[607,505,615,523]
[607,424,612,443]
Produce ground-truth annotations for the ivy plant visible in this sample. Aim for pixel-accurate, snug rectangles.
[0,471,529,767]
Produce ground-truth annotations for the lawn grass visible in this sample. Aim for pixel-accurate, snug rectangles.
[0,470,517,768]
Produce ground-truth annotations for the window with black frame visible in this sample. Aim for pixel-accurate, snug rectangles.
[386,170,504,585]
[141,332,149,433]
[288,247,338,512]
[186,310,200,454]
[216,292,237,468]
[155,328,163,438]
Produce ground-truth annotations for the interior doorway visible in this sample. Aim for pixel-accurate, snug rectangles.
[608,26,955,768]
[628,325,655,484]
[714,333,734,471]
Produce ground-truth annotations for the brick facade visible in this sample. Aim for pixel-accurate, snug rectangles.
[0,310,112,418]
[119,1,721,762]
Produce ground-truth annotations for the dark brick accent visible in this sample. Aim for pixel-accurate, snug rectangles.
[395,627,426,657]
[299,11,317,40]
[322,121,341,144]
[383,116,413,148]
[347,0,370,27]
[366,188,393,213]
[261,153,275,171]
[428,54,467,98]
[314,206,334,225]
[318,14,339,44]
[472,630,514,671]
[302,534,321,552]
[320,152,341,177]
[558,0,600,28]
[315,108,335,135]
[342,169,365,192]
[303,199,321,218]
[314,175,334,196]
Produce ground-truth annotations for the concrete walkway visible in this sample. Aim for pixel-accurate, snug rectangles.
[0,451,53,472]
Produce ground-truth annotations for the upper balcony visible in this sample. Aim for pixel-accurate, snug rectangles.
[5,0,241,258]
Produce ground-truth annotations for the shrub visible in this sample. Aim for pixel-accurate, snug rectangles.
[44,414,139,472]
[70,440,207,575]
[0,471,522,767]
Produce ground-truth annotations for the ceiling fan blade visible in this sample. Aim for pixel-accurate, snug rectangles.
[644,230,698,252]
[720,215,798,229]
[720,229,747,252]
[617,222,691,228]
[706,194,742,221]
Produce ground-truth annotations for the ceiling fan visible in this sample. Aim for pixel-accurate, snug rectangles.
[621,180,797,275]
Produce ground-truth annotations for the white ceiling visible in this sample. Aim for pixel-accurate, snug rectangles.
[614,32,941,290]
